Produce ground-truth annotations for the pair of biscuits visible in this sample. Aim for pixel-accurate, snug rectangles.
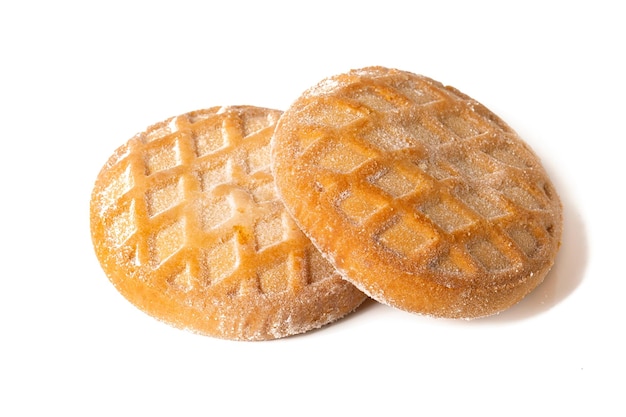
[91,67,562,340]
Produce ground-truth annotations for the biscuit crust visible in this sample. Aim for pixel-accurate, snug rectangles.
[91,106,366,340]
[271,67,562,318]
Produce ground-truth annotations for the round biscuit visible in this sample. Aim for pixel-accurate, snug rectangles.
[271,67,563,319]
[90,106,366,340]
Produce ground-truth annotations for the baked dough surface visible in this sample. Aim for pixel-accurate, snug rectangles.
[271,67,562,318]
[91,106,366,340]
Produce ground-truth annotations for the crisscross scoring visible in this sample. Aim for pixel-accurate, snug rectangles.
[273,68,561,292]
[94,106,331,300]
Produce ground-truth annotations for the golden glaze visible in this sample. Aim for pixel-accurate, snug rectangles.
[91,106,366,340]
[271,67,562,318]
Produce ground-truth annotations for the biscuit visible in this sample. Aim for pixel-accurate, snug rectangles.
[271,67,562,318]
[90,106,366,340]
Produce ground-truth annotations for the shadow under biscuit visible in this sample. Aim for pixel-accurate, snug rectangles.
[284,297,381,341]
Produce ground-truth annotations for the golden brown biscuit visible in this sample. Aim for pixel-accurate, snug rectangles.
[90,106,366,340]
[271,67,562,318]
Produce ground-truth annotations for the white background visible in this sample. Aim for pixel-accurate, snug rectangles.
[1,1,624,415]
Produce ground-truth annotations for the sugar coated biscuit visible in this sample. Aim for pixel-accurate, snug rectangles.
[271,67,562,318]
[90,106,366,340]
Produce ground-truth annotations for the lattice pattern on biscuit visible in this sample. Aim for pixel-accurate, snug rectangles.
[376,214,438,261]
[203,235,239,284]
[299,97,369,128]
[193,119,227,157]
[145,177,184,217]
[150,219,185,265]
[258,257,292,294]
[167,265,194,292]
[197,159,231,192]
[101,162,134,209]
[314,140,374,174]
[94,106,333,298]
[286,69,560,283]
[452,186,508,220]
[255,212,286,251]
[106,199,136,247]
[368,165,430,198]
[419,197,477,233]
[336,187,388,226]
